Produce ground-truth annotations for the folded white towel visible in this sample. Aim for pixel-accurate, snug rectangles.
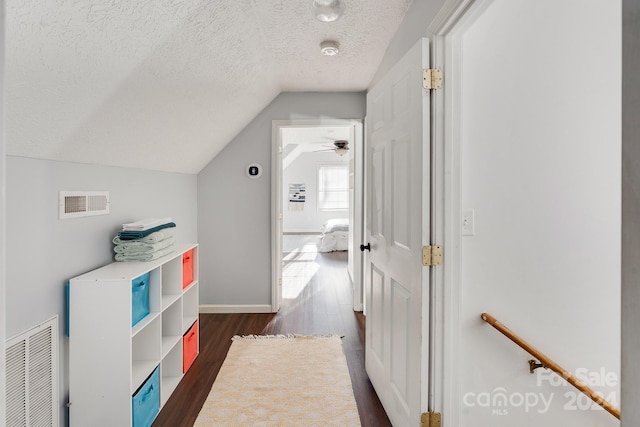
[115,245,175,262]
[112,228,175,245]
[113,236,175,254]
[122,217,173,231]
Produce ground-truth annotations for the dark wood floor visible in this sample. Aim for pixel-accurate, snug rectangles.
[152,251,391,427]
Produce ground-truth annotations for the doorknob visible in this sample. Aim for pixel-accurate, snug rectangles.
[360,243,371,252]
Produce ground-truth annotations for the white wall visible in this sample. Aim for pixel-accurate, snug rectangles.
[621,0,640,425]
[282,151,348,233]
[6,156,197,426]
[371,0,447,87]
[197,92,365,307]
[0,1,6,422]
[456,1,620,426]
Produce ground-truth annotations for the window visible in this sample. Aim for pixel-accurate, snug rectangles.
[317,163,349,211]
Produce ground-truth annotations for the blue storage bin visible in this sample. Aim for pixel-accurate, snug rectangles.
[132,366,160,427]
[131,272,151,327]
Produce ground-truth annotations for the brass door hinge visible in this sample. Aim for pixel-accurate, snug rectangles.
[423,68,443,90]
[421,412,441,427]
[422,245,443,266]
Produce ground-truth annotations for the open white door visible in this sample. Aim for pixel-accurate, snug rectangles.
[364,38,431,426]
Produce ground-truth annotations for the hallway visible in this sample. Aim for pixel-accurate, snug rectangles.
[152,250,390,426]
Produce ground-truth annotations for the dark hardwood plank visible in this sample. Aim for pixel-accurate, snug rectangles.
[153,251,391,427]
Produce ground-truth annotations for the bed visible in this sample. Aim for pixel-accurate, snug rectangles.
[318,218,349,252]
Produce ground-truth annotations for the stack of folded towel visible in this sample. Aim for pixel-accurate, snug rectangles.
[113,217,176,262]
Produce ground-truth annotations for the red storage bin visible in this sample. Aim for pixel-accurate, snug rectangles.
[182,249,194,289]
[183,320,199,373]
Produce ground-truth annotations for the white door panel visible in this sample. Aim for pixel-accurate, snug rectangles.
[369,263,385,362]
[365,38,431,427]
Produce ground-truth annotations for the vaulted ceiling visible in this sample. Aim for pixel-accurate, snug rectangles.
[6,0,412,174]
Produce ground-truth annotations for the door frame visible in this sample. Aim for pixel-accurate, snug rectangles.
[427,0,493,424]
[271,119,364,312]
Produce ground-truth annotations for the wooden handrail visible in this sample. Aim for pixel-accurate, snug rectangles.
[481,312,620,420]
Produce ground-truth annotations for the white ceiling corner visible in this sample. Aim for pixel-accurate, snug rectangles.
[6,0,413,174]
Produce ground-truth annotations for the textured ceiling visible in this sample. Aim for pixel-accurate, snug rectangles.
[6,0,412,174]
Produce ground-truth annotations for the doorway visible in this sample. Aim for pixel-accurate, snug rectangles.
[271,120,364,313]
[430,0,621,424]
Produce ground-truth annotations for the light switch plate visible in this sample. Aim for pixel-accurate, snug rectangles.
[462,209,475,236]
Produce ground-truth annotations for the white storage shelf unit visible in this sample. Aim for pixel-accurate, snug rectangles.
[68,243,199,427]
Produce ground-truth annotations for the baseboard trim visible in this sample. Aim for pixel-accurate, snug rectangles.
[199,304,274,314]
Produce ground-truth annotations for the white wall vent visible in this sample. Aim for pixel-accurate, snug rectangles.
[6,316,59,427]
[59,191,109,219]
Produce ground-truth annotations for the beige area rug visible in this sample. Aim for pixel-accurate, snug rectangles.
[194,335,361,427]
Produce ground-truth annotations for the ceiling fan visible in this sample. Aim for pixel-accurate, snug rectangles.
[314,139,350,156]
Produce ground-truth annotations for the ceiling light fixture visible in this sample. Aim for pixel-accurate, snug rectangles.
[320,40,340,56]
[311,0,345,22]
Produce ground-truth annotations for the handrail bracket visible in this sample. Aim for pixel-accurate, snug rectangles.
[528,359,546,374]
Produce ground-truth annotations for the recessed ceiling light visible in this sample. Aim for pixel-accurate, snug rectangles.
[311,0,345,22]
[320,40,340,56]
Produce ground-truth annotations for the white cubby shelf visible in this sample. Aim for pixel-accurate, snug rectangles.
[68,243,199,427]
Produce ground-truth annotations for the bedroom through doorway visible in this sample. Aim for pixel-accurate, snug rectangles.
[279,124,356,310]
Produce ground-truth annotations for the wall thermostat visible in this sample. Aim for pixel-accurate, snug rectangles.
[246,163,262,179]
